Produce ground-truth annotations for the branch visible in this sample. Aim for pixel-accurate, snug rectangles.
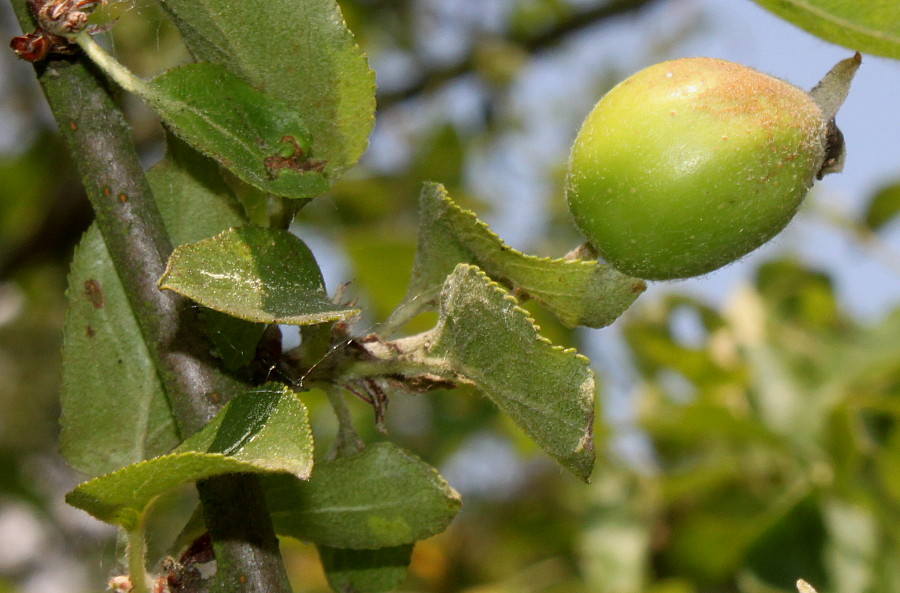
[377,0,661,107]
[8,3,292,592]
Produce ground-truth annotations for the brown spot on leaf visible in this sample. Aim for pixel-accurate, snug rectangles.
[86,325,95,338]
[118,193,128,204]
[84,279,104,308]
[264,135,326,178]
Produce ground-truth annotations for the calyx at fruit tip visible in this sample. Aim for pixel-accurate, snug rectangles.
[810,52,861,120]
[809,53,861,178]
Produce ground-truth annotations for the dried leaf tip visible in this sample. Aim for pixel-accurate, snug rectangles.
[810,52,861,121]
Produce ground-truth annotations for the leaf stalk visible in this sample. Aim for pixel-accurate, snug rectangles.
[125,517,151,593]
[73,32,151,97]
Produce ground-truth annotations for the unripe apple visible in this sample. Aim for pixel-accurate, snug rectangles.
[566,55,859,280]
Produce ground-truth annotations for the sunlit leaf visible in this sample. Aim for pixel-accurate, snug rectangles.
[159,0,376,177]
[66,384,313,529]
[151,134,266,369]
[160,225,359,325]
[145,63,327,200]
[429,264,596,480]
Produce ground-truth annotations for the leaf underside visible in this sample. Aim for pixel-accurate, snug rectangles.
[751,0,900,59]
[429,264,597,481]
[66,384,313,529]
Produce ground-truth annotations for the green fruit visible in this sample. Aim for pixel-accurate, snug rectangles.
[566,57,837,280]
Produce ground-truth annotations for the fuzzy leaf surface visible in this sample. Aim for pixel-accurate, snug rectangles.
[429,264,596,481]
[159,0,376,177]
[66,384,313,529]
[152,134,266,369]
[319,545,413,593]
[751,0,900,59]
[405,183,643,328]
[160,225,359,325]
[60,136,249,477]
[151,134,250,242]
[266,442,460,549]
[145,63,327,199]
[61,226,178,477]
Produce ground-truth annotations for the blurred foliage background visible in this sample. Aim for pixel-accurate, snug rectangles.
[0,0,899,592]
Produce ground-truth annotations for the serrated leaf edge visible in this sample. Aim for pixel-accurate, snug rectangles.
[425,181,611,272]
[442,263,593,366]
[148,66,270,170]
[158,226,361,325]
[437,264,595,478]
[66,450,311,527]
[373,443,462,507]
[269,443,461,548]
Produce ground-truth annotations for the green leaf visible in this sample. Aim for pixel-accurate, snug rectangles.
[151,133,266,370]
[198,309,268,371]
[160,225,360,325]
[159,0,376,177]
[266,442,460,549]
[61,136,256,476]
[151,133,248,243]
[66,384,313,529]
[318,545,413,593]
[750,1,900,59]
[61,225,178,476]
[864,182,900,231]
[429,264,596,481]
[145,63,328,200]
[405,183,643,328]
